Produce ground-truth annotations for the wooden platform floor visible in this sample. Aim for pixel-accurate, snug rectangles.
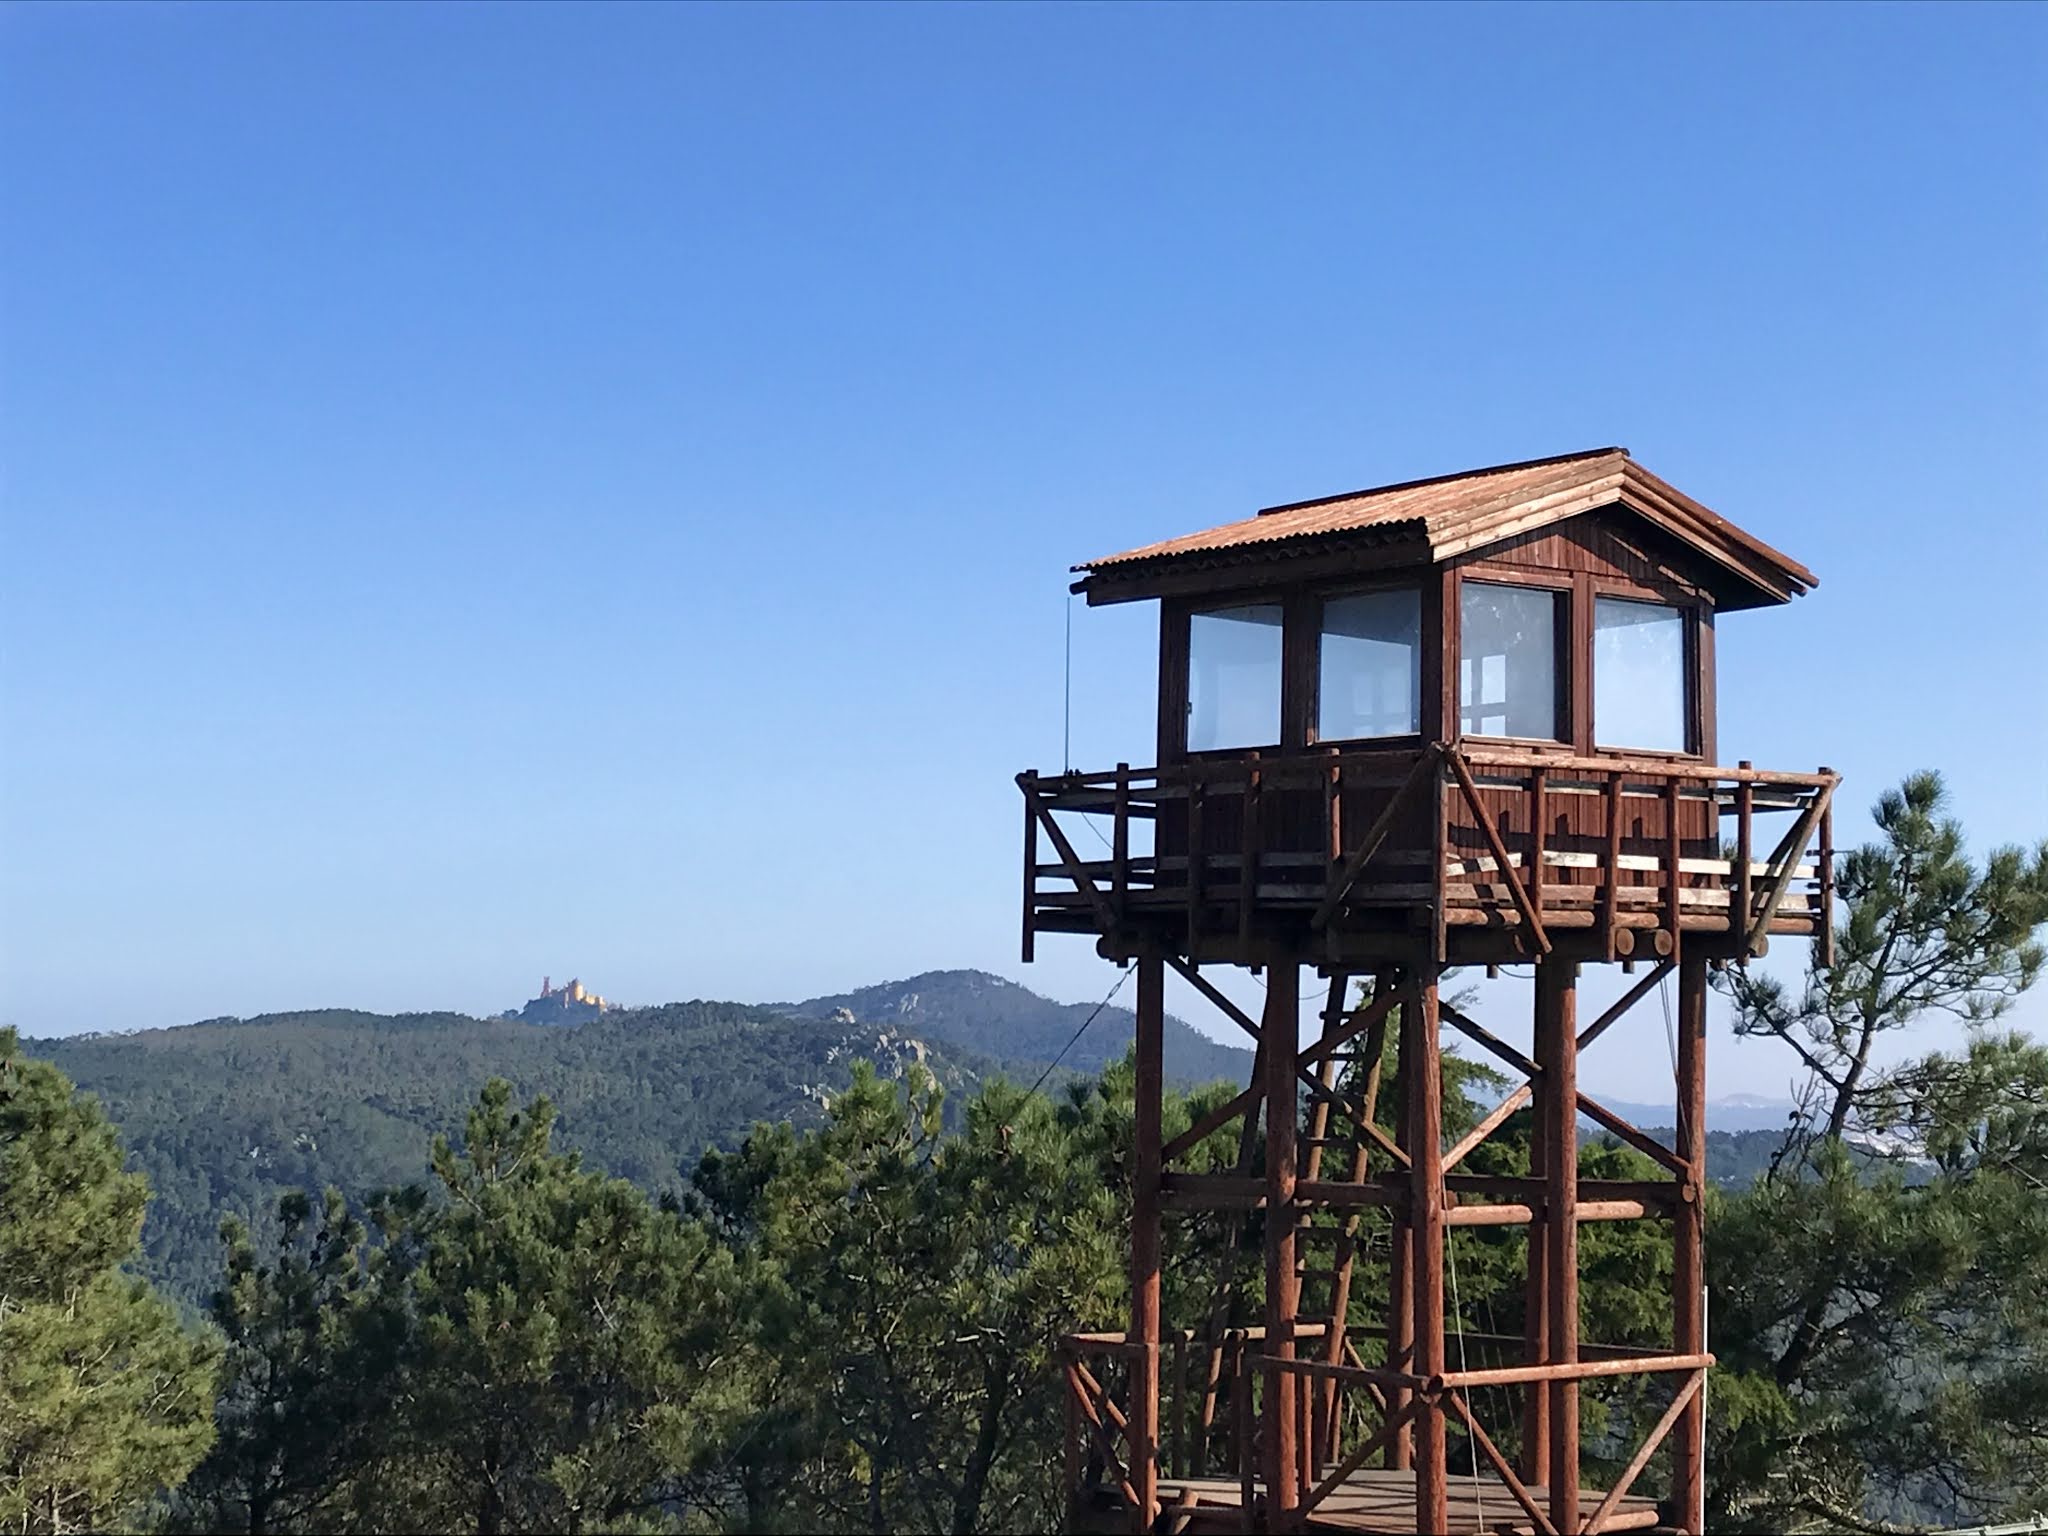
[1084,1470,1666,1534]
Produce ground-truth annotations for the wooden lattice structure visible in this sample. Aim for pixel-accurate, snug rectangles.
[1019,449,1834,1534]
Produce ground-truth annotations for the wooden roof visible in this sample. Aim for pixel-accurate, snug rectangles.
[1076,448,1818,610]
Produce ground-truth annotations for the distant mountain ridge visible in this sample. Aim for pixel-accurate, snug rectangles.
[28,999,1011,1303]
[774,969,1254,1087]
[21,968,1795,1307]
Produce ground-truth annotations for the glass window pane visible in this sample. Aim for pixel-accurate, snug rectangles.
[1187,604,1283,752]
[1459,583,1560,739]
[1595,597,1687,751]
[1319,589,1421,740]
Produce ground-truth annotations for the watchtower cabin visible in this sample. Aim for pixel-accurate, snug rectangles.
[1018,448,1836,1535]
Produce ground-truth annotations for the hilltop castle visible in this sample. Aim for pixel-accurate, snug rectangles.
[513,976,618,1025]
[536,976,611,1011]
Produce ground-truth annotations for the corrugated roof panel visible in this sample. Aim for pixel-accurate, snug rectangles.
[1073,447,1817,605]
[1080,449,1627,570]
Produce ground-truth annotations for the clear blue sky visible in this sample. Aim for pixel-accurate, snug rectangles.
[3,4,2043,1102]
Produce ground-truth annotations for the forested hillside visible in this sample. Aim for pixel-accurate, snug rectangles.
[31,1001,1003,1303]
[31,977,1789,1307]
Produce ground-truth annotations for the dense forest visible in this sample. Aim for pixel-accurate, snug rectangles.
[3,774,2045,1535]
[29,975,1794,1309]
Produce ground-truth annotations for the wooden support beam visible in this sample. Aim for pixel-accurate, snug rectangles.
[1672,956,1709,1535]
[1129,958,1163,1531]
[1665,778,1685,963]
[1112,763,1130,928]
[1538,959,1581,1536]
[1388,1012,1413,1472]
[1604,773,1625,960]
[1735,769,1754,947]
[1238,755,1261,949]
[1438,998,1539,1079]
[1160,1081,1260,1168]
[1030,798,1119,934]
[1297,1398,1422,1516]
[1295,982,1401,1072]
[1443,1082,1531,1174]
[1523,1017,1551,1491]
[1021,774,1038,963]
[1820,783,1837,968]
[1313,744,1439,930]
[1319,972,1391,1460]
[1444,1352,1713,1389]
[1301,973,1350,1187]
[1578,1091,1690,1177]
[1747,780,1833,955]
[1065,1363,1140,1508]
[1295,1069,1412,1170]
[1578,962,1675,1055]
[1262,963,1300,1520]
[1446,748,1551,953]
[1587,1371,1707,1535]
[1409,971,1449,1535]
[1164,957,1262,1044]
[1445,1198,1651,1227]
[1443,1390,1559,1536]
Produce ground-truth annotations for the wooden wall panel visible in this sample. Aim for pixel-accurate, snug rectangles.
[1470,511,1720,600]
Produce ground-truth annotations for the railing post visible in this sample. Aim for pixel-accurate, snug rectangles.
[1603,772,1625,961]
[1432,752,1450,964]
[1240,752,1261,948]
[1736,765,1754,954]
[1021,773,1038,964]
[1323,749,1343,878]
[1665,778,1684,963]
[1113,763,1130,931]
[1063,1351,1082,1522]
[1819,769,1837,968]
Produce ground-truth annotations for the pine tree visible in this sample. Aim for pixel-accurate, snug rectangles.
[1709,773,2048,1531]
[173,1188,406,1533]
[373,1078,741,1534]
[0,1028,219,1534]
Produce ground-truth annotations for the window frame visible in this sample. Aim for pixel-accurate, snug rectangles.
[1308,578,1428,748]
[1590,590,1694,757]
[1455,575,1572,746]
[1584,573,1707,760]
[1174,594,1292,760]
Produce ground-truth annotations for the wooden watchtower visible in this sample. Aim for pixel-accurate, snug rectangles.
[1019,448,1835,1535]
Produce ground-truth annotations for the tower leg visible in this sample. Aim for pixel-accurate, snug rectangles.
[1522,1017,1552,1489]
[1131,957,1164,1530]
[1538,960,1581,1534]
[1386,1040,1414,1472]
[1672,955,1709,1533]
[1262,962,1301,1522]
[1407,971,1448,1536]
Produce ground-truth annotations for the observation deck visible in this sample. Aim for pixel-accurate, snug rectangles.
[1023,743,1835,971]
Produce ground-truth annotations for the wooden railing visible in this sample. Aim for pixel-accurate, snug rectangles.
[1060,1324,1350,1524]
[1022,746,1837,963]
[1061,1324,1708,1534]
